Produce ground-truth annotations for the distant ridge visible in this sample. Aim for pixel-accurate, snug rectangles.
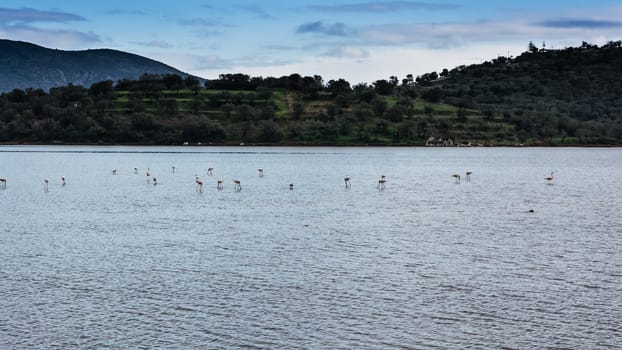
[0,39,194,92]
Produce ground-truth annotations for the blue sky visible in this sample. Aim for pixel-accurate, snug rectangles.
[2,1,622,84]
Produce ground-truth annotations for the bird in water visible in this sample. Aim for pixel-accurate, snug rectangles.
[195,176,203,191]
[377,175,386,189]
[544,172,554,181]
[544,172,554,184]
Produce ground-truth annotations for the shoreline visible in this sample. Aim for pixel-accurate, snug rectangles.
[0,141,620,148]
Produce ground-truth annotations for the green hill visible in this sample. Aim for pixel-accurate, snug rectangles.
[1,41,621,146]
[426,40,622,144]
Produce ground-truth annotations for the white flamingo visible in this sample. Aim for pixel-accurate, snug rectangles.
[377,175,386,189]
[195,176,204,191]
[545,172,554,184]
[452,174,461,183]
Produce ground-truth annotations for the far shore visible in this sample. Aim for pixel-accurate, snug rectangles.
[1,141,620,148]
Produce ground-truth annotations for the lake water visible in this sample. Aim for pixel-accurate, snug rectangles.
[0,146,620,349]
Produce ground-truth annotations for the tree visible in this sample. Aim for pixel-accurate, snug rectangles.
[386,106,403,122]
[421,87,442,103]
[456,107,467,122]
[221,103,235,119]
[373,79,395,95]
[259,105,276,120]
[291,101,305,120]
[189,97,205,115]
[185,76,201,93]
[353,83,376,103]
[235,104,256,122]
[164,74,184,92]
[89,80,115,99]
[326,79,351,97]
[256,119,282,142]
[371,98,388,117]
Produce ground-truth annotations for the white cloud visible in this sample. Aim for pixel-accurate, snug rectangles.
[324,46,370,59]
[0,25,100,48]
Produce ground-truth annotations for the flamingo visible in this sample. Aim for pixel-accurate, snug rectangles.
[207,168,213,176]
[233,180,242,191]
[258,168,264,177]
[377,175,386,189]
[344,176,351,188]
[452,174,461,183]
[0,178,6,189]
[466,171,472,181]
[217,179,224,189]
[195,176,203,191]
[545,172,554,184]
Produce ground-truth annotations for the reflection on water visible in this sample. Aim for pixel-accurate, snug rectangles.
[1,146,621,348]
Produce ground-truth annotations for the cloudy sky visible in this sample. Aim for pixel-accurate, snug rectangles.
[2,1,622,84]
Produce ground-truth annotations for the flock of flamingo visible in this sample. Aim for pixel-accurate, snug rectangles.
[0,169,557,192]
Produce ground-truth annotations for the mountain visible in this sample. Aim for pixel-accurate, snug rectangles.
[0,39,192,92]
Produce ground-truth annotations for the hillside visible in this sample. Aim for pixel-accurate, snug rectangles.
[1,41,621,146]
[426,40,622,144]
[0,39,190,92]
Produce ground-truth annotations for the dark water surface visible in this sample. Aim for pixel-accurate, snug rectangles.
[1,146,621,348]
